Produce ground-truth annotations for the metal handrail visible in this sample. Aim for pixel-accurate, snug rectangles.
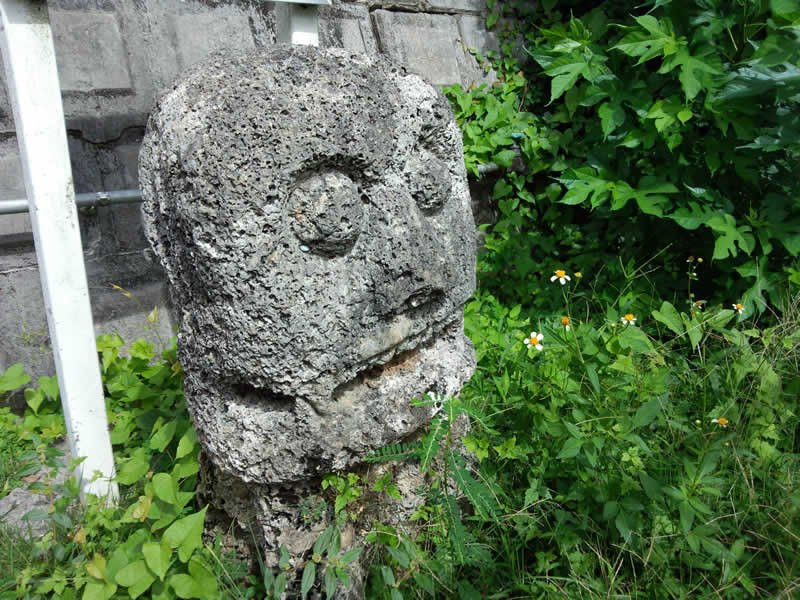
[0,188,143,215]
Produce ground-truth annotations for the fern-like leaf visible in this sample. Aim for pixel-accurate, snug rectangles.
[441,494,467,565]
[419,416,447,473]
[448,454,501,522]
[363,442,421,464]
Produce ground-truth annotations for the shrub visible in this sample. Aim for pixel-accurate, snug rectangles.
[445,0,800,315]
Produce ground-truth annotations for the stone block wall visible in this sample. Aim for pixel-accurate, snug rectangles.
[0,0,496,377]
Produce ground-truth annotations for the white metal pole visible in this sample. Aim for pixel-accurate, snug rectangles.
[0,0,117,501]
[275,0,331,46]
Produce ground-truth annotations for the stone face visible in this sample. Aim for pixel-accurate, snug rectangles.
[140,45,476,487]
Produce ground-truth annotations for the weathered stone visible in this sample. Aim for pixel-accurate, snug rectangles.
[50,9,133,93]
[459,14,500,55]
[0,141,31,237]
[174,11,257,70]
[426,0,485,13]
[320,3,378,54]
[141,44,476,485]
[371,10,491,87]
[0,69,13,134]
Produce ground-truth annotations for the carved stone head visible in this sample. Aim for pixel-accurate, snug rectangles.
[140,46,476,484]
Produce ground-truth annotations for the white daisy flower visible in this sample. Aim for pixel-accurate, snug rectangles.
[523,331,544,351]
[550,269,571,285]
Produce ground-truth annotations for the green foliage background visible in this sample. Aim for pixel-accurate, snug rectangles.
[446,0,800,316]
[1,1,799,598]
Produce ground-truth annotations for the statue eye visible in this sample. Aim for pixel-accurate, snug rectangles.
[405,150,451,215]
[289,172,364,256]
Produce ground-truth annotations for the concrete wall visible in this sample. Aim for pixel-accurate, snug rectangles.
[0,0,496,377]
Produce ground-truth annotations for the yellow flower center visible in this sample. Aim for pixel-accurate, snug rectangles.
[735,303,744,310]
[561,316,571,326]
[623,313,635,322]
[529,335,539,345]
[555,270,566,278]
[716,417,729,427]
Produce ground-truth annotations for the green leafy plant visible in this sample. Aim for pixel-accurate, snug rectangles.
[446,0,800,315]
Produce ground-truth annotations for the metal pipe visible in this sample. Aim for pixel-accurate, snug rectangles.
[477,162,500,175]
[0,188,143,215]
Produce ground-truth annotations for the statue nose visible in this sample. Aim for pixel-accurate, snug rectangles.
[370,195,448,316]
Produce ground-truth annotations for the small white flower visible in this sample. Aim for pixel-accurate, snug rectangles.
[711,416,730,428]
[524,331,544,351]
[621,313,637,326]
[560,316,571,331]
[732,303,744,315]
[550,269,571,285]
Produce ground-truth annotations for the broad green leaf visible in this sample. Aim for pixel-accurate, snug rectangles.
[150,420,177,452]
[115,560,156,599]
[545,53,591,101]
[639,472,662,500]
[556,437,582,459]
[24,389,45,416]
[82,582,109,600]
[152,472,178,505]
[681,314,703,350]
[340,547,363,564]
[652,301,684,336]
[116,448,150,485]
[163,507,207,562]
[324,566,338,599]
[617,326,654,354]
[598,102,625,138]
[557,169,611,206]
[381,565,396,587]
[633,399,661,428]
[493,149,516,168]
[301,562,317,599]
[85,553,107,581]
[679,501,695,534]
[142,541,171,581]
[661,47,722,100]
[188,555,218,595]
[313,526,335,556]
[0,363,30,394]
[38,375,59,400]
[129,339,155,361]
[169,574,201,599]
[387,546,410,568]
[706,309,735,330]
[613,15,679,64]
[615,511,634,542]
[175,428,198,460]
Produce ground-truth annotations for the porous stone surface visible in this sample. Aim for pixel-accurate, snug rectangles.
[140,45,477,488]
[0,0,499,381]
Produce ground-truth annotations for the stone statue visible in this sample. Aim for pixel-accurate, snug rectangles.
[139,44,476,576]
